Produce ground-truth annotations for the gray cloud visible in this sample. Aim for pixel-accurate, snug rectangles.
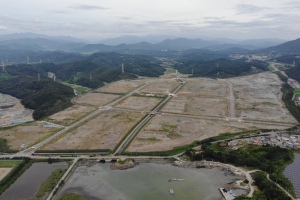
[284,1,300,9]
[236,4,268,14]
[68,4,109,10]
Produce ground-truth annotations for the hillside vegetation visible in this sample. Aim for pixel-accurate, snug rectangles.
[173,58,268,78]
[0,77,74,119]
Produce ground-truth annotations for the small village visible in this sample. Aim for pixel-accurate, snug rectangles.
[227,131,300,150]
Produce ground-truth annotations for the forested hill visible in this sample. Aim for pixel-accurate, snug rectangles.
[0,77,74,119]
[285,66,300,83]
[173,58,269,78]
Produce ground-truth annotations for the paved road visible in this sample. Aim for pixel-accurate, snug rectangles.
[222,79,236,119]
[1,83,150,159]
[114,82,184,155]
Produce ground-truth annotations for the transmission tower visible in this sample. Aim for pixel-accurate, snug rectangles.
[38,73,40,81]
[1,60,5,72]
[122,63,124,73]
[27,56,30,64]
[90,74,92,81]
[192,68,193,75]
[293,61,295,67]
[40,59,42,63]
[217,62,219,67]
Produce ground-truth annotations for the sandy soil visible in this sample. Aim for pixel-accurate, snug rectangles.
[178,78,228,97]
[127,115,291,152]
[140,79,179,94]
[161,95,228,117]
[0,168,11,181]
[45,110,145,150]
[115,96,161,111]
[95,80,146,93]
[229,72,297,123]
[0,122,61,150]
[74,93,120,106]
[47,105,96,126]
[0,94,33,124]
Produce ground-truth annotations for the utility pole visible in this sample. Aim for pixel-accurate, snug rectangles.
[38,73,40,82]
[1,60,5,72]
[192,68,193,75]
[122,63,124,73]
[27,56,30,64]
[293,61,295,67]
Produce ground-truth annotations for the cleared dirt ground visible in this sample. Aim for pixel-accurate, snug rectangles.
[0,122,61,150]
[45,110,145,150]
[127,115,291,152]
[229,72,297,123]
[74,93,120,106]
[161,95,228,117]
[161,78,228,117]
[0,94,33,124]
[140,79,179,94]
[115,96,162,111]
[178,78,228,97]
[95,80,146,93]
[47,105,96,126]
[0,168,11,181]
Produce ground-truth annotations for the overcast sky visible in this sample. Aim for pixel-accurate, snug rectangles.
[0,0,299,41]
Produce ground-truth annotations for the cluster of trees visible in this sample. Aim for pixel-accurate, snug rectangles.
[281,83,300,122]
[189,144,295,197]
[276,55,300,66]
[0,138,9,152]
[0,77,74,119]
[173,58,269,78]
[235,171,292,200]
[286,66,300,83]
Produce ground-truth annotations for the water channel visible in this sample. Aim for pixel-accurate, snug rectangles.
[0,162,68,200]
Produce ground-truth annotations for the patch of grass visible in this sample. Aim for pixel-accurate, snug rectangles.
[60,81,89,95]
[36,168,66,198]
[148,137,159,142]
[294,88,300,94]
[0,72,11,81]
[261,102,277,106]
[210,143,226,152]
[0,160,20,168]
[165,68,176,74]
[58,193,85,200]
[117,158,133,164]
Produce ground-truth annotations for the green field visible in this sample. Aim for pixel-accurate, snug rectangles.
[165,68,176,74]
[294,88,300,94]
[58,193,85,200]
[36,168,66,198]
[60,82,89,95]
[0,73,11,81]
[0,161,20,168]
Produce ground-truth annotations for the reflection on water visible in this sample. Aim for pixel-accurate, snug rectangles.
[0,162,68,200]
[57,163,247,200]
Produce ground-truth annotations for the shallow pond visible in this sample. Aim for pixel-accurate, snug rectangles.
[0,162,68,200]
[56,163,247,200]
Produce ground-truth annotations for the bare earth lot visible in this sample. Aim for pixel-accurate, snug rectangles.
[178,78,228,97]
[0,93,33,124]
[127,115,290,152]
[0,122,61,150]
[74,93,120,106]
[95,80,146,93]
[229,72,297,123]
[140,79,179,94]
[0,168,11,181]
[161,95,228,117]
[47,105,96,126]
[45,110,145,150]
[115,96,162,111]
[161,78,228,117]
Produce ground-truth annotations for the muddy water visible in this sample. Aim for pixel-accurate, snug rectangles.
[56,163,247,200]
[0,162,68,200]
